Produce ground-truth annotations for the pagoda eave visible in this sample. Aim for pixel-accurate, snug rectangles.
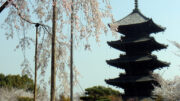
[106,58,169,69]
[109,19,165,34]
[105,75,157,88]
[107,38,167,52]
[107,55,155,63]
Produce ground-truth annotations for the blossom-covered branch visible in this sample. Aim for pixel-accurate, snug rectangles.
[152,74,180,101]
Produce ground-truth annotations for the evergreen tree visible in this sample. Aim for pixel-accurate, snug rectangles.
[0,73,34,91]
[80,86,121,101]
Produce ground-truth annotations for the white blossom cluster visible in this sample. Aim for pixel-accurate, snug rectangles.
[0,88,33,101]
[152,41,180,101]
[0,88,49,101]
[153,74,180,101]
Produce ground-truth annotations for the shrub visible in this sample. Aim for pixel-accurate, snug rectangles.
[80,86,121,101]
[17,97,33,101]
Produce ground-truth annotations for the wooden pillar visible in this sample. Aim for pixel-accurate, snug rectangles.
[50,0,57,101]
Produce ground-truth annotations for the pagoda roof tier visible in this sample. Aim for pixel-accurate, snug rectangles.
[108,9,165,34]
[106,55,169,69]
[105,75,156,88]
[107,37,167,52]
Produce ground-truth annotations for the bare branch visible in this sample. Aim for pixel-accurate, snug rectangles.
[11,2,51,34]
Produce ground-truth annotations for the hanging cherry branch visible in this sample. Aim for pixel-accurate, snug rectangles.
[0,0,114,96]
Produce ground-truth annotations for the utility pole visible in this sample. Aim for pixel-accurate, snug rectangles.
[34,23,39,101]
[50,0,57,101]
[70,0,74,100]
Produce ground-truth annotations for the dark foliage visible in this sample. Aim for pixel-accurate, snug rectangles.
[80,86,121,101]
[17,97,33,101]
[0,73,34,91]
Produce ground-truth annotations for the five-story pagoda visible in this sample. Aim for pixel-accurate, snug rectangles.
[105,0,169,100]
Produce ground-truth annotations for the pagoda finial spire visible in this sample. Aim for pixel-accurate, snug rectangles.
[135,0,138,9]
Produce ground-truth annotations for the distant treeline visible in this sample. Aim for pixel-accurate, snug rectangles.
[0,73,34,91]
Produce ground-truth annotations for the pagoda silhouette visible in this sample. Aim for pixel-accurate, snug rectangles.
[105,0,169,100]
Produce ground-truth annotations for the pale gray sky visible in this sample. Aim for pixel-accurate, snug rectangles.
[0,0,180,93]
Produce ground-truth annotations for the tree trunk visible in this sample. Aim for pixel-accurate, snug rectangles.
[70,0,74,101]
[34,23,39,101]
[50,0,57,101]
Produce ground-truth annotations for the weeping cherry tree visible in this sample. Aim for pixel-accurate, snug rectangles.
[0,0,114,100]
